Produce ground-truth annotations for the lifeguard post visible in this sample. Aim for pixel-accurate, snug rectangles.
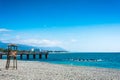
[6,44,18,69]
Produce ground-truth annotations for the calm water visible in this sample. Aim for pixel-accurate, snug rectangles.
[2,52,120,69]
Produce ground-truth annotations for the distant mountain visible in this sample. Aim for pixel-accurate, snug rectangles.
[38,46,66,51]
[0,41,66,51]
[0,41,8,49]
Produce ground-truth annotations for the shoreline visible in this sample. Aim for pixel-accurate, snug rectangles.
[48,61,120,70]
[0,59,120,80]
[2,58,120,70]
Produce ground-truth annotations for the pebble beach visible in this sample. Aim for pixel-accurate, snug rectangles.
[0,60,120,80]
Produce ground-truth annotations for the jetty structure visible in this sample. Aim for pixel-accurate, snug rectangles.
[0,44,49,60]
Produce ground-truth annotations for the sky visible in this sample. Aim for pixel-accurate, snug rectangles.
[0,0,120,52]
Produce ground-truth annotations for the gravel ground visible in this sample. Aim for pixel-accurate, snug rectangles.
[0,60,120,80]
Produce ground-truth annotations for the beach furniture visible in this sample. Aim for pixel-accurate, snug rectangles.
[5,44,17,70]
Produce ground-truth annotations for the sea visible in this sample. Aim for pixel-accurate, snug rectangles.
[2,52,120,69]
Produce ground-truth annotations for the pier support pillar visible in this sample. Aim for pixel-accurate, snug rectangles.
[45,54,48,59]
[0,54,2,59]
[33,54,36,59]
[20,54,23,59]
[26,54,29,60]
[39,54,42,59]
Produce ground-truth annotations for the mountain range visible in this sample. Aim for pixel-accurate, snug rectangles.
[0,41,66,51]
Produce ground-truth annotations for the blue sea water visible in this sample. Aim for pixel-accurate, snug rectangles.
[2,52,120,69]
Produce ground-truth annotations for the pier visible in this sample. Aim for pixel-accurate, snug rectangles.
[0,51,49,60]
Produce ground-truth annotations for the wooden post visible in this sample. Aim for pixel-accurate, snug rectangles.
[20,54,23,59]
[6,51,17,69]
[26,54,29,60]
[39,54,42,59]
[6,56,11,69]
[13,56,17,69]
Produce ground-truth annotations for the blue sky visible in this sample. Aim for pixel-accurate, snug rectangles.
[0,0,120,52]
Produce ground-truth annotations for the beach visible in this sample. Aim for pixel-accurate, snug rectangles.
[0,60,120,80]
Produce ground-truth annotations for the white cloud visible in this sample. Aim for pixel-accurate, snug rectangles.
[2,33,11,37]
[1,38,62,47]
[20,39,62,47]
[71,39,78,42]
[0,28,12,32]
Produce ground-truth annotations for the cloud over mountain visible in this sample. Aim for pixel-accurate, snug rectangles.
[0,28,12,32]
